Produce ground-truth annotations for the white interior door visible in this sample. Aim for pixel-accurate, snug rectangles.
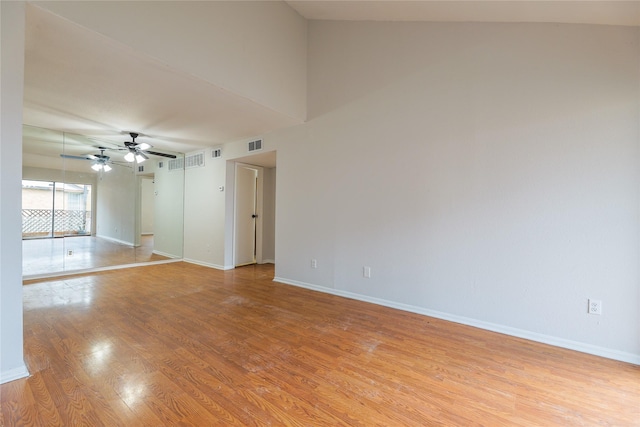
[235,165,258,266]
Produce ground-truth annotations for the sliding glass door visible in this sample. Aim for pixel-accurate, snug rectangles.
[22,180,92,239]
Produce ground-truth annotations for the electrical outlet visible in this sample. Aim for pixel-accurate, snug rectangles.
[588,299,602,315]
[311,259,317,268]
[363,266,371,278]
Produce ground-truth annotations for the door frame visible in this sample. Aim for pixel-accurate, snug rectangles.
[232,162,264,267]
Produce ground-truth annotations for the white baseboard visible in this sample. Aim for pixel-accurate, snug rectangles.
[183,259,273,270]
[95,234,134,246]
[23,258,183,281]
[274,276,640,366]
[1,364,29,384]
[152,250,180,258]
[183,258,234,270]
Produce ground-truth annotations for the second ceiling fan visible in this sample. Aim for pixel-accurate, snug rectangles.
[60,147,119,172]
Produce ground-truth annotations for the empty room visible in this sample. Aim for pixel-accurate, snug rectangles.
[1,1,639,425]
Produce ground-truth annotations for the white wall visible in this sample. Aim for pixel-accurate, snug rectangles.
[262,167,276,263]
[140,177,155,235]
[95,164,137,245]
[183,143,277,269]
[183,152,227,268]
[271,22,640,363]
[153,160,184,258]
[23,166,97,188]
[1,1,29,383]
[34,1,307,121]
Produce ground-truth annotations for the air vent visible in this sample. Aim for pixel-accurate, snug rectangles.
[158,161,164,169]
[212,148,222,158]
[168,158,184,171]
[138,165,145,173]
[185,151,205,169]
[248,139,263,152]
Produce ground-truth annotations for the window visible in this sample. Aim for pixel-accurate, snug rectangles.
[22,180,92,238]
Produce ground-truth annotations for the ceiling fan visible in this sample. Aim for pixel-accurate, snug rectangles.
[60,148,118,172]
[122,132,176,163]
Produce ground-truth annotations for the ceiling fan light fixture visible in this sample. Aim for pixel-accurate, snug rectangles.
[138,142,151,151]
[91,163,102,171]
[124,151,135,162]
[103,163,112,172]
[135,152,148,163]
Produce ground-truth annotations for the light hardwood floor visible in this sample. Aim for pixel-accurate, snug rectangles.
[22,235,169,276]
[3,263,639,426]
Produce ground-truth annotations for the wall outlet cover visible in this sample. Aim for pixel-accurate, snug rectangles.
[588,299,602,315]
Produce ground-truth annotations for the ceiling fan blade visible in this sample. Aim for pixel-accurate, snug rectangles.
[60,154,96,160]
[145,150,177,159]
[94,145,123,152]
[108,161,131,168]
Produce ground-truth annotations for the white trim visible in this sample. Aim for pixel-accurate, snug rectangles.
[0,364,29,384]
[152,250,180,258]
[95,234,135,247]
[23,258,182,281]
[273,276,640,366]
[183,258,233,270]
[260,259,275,264]
[233,163,264,267]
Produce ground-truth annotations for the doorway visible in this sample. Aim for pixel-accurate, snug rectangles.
[227,151,276,269]
[234,164,261,266]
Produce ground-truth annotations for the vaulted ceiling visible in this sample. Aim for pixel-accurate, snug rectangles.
[286,1,640,26]
[23,1,640,164]
[23,3,300,164]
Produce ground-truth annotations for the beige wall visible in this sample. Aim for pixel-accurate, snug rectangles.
[271,21,640,363]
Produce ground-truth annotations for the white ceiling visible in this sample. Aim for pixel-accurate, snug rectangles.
[23,1,640,166]
[23,4,298,164]
[286,1,640,26]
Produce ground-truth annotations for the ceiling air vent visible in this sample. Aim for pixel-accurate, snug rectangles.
[248,139,263,152]
[168,157,184,171]
[212,148,222,158]
[185,151,205,169]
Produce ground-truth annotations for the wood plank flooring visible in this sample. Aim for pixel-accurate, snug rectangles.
[3,262,639,426]
[22,235,169,277]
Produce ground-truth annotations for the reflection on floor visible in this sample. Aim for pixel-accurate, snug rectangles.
[22,235,169,276]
